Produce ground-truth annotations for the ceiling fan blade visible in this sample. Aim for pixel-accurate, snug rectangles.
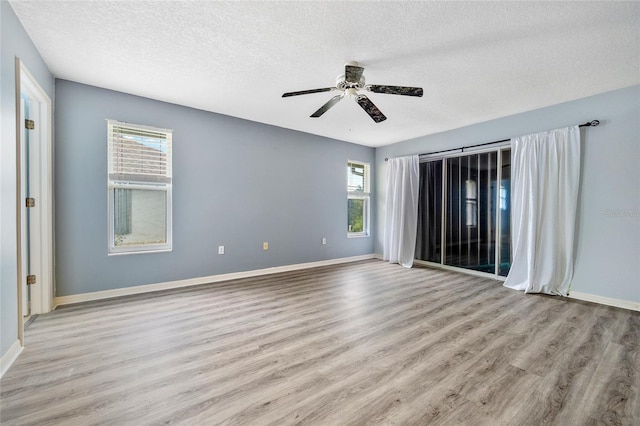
[345,65,364,83]
[356,95,387,123]
[310,95,343,118]
[282,87,334,98]
[366,85,423,97]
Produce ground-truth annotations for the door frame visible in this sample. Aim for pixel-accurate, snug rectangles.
[15,58,54,344]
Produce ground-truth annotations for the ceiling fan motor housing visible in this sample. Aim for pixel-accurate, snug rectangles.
[336,75,365,92]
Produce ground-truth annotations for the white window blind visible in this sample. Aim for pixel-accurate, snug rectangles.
[108,120,172,184]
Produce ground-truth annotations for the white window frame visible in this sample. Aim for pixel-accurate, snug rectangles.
[107,120,173,255]
[347,160,371,238]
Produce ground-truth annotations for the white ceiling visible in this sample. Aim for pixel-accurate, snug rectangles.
[10,1,640,147]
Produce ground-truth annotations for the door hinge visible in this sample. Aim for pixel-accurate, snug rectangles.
[26,197,36,208]
[25,119,35,130]
[26,275,36,285]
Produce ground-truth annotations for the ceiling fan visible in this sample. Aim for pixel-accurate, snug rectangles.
[282,61,423,123]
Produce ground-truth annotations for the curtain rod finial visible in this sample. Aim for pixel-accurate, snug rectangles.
[579,119,601,128]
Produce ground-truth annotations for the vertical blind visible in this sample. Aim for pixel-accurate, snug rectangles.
[108,120,172,184]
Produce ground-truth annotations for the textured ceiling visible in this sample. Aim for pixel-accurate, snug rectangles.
[10,1,640,147]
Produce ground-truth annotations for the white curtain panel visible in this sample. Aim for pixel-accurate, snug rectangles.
[383,155,420,268]
[504,126,581,295]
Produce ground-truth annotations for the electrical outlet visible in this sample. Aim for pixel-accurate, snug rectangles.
[218,245,224,255]
[263,242,269,250]
[322,237,327,245]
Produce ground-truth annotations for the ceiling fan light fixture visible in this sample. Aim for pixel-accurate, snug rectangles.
[282,61,423,122]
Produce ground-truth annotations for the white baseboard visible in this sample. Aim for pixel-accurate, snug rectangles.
[55,254,377,306]
[1,340,23,378]
[569,291,639,312]
[54,254,637,312]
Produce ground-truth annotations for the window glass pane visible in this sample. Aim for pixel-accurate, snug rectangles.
[348,198,365,233]
[444,152,497,273]
[348,162,366,192]
[416,160,443,263]
[114,188,167,247]
[499,149,512,276]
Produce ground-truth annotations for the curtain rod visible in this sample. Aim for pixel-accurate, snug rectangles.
[384,120,600,161]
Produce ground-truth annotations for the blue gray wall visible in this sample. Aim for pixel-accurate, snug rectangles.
[375,85,640,304]
[55,80,374,296]
[0,1,54,356]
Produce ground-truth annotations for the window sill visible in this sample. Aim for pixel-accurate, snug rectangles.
[108,247,173,256]
[347,233,370,239]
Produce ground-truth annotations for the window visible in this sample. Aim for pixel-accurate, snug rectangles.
[347,160,370,237]
[107,120,172,254]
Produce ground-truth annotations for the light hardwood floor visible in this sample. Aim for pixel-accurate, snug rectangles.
[1,260,638,425]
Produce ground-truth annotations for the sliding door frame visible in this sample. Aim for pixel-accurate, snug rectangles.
[495,149,503,278]
[415,142,511,281]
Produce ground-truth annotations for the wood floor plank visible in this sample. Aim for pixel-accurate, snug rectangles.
[1,260,638,425]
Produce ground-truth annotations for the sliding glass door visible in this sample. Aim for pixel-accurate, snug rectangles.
[445,152,498,273]
[498,149,511,276]
[415,148,512,277]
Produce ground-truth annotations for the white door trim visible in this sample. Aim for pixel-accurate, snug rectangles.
[16,59,54,344]
[0,340,23,379]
